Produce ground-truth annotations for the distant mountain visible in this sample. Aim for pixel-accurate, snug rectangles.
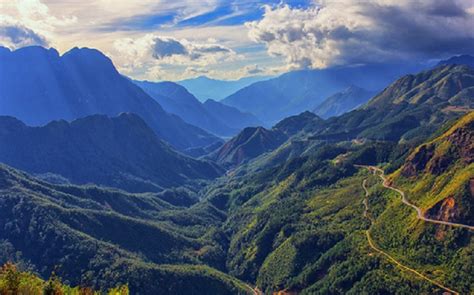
[134,80,236,136]
[365,64,474,109]
[209,112,320,168]
[221,63,425,125]
[0,164,251,294]
[304,64,474,143]
[313,86,376,119]
[0,46,219,150]
[0,113,223,192]
[210,127,288,168]
[437,54,474,68]
[203,99,263,130]
[177,75,270,101]
[273,111,321,137]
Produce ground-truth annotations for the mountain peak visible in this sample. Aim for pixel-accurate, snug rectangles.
[0,114,223,192]
[0,45,219,150]
[2,45,59,59]
[211,125,288,167]
[365,64,474,108]
[438,54,474,68]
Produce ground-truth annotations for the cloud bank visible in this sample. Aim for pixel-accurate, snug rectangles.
[247,0,474,69]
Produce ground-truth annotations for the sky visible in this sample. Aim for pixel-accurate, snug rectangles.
[0,0,473,81]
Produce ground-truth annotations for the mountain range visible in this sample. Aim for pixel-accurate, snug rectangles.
[221,63,426,125]
[0,113,222,192]
[134,80,261,136]
[0,46,473,295]
[0,46,219,150]
[0,163,251,294]
[215,64,473,173]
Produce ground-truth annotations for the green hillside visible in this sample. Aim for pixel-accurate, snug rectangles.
[0,65,472,294]
[0,164,253,294]
[199,112,473,294]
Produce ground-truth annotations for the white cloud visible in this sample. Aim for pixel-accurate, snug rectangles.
[0,19,49,49]
[247,0,474,70]
[0,0,272,80]
[112,34,245,80]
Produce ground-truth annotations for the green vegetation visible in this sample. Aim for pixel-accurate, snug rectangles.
[0,262,129,294]
[0,164,252,295]
[0,66,473,293]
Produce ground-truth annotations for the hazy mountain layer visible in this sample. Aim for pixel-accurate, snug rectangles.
[222,63,425,125]
[177,75,271,101]
[0,113,223,192]
[314,86,376,119]
[0,46,219,150]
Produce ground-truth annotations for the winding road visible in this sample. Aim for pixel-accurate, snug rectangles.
[366,165,474,231]
[361,177,460,295]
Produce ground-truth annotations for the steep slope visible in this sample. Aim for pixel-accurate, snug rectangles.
[0,46,219,150]
[222,63,424,125]
[0,164,252,294]
[177,75,270,101]
[314,86,375,119]
[203,99,264,130]
[200,114,473,294]
[395,111,474,224]
[209,112,323,169]
[134,80,236,136]
[366,64,474,109]
[0,114,223,192]
[210,127,288,168]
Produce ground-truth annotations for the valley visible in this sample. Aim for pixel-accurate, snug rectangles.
[0,3,473,292]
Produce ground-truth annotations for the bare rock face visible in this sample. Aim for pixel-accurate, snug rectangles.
[401,145,435,177]
[448,120,474,164]
[427,196,460,223]
[402,114,473,177]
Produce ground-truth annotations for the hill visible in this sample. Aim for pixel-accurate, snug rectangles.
[199,112,473,294]
[314,86,375,119]
[396,111,474,224]
[0,46,219,150]
[208,112,322,168]
[0,164,253,294]
[210,127,288,168]
[0,114,223,192]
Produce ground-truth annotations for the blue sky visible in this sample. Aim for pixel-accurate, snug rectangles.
[1,0,473,81]
[104,0,313,30]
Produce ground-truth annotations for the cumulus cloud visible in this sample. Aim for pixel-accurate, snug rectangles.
[0,22,48,49]
[112,34,242,80]
[114,34,237,68]
[246,0,474,69]
[150,36,234,63]
[152,37,188,58]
